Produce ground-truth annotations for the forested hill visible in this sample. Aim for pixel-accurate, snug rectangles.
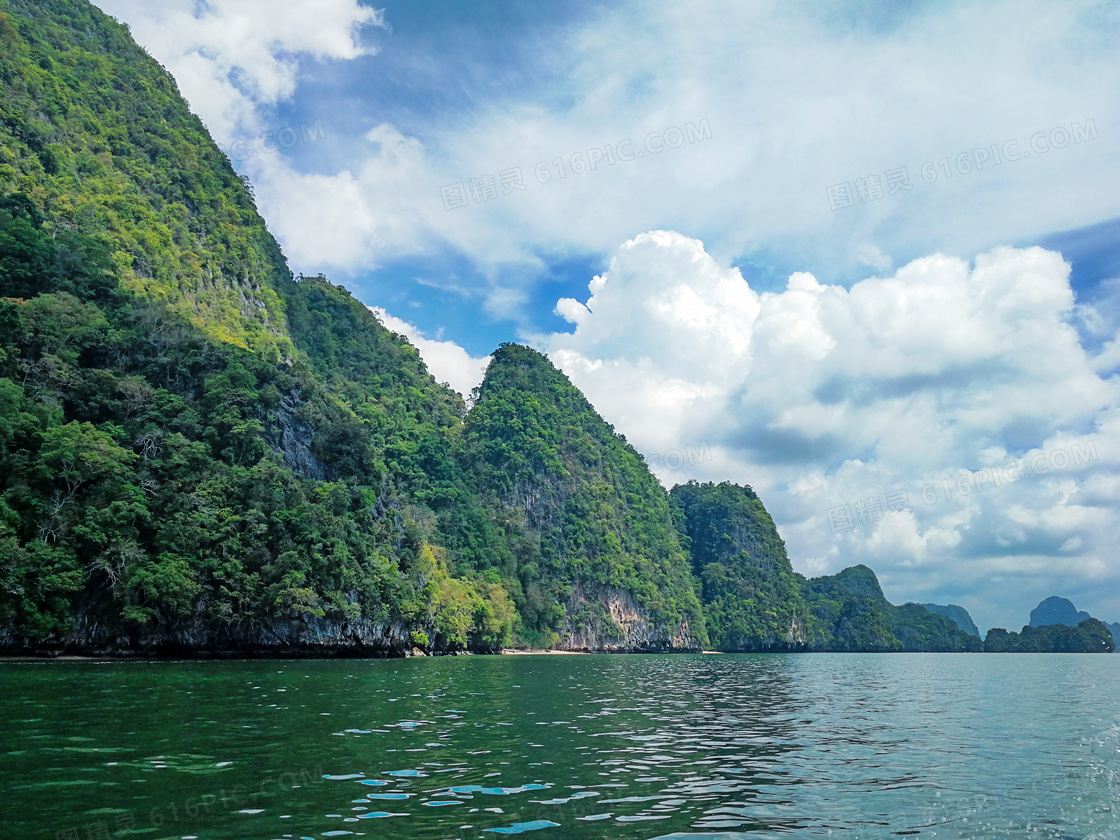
[671,481,807,651]
[0,0,289,353]
[0,0,709,655]
[0,0,514,654]
[460,345,706,650]
[0,0,1104,657]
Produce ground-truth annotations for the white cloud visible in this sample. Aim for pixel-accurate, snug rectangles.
[94,0,384,143]
[369,307,489,399]
[542,231,1120,632]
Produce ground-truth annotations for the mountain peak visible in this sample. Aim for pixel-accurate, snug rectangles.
[1029,596,1091,628]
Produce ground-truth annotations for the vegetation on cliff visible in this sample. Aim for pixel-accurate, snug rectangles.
[671,481,806,650]
[983,620,1115,653]
[0,0,289,352]
[0,196,519,650]
[917,603,980,637]
[0,0,519,652]
[799,565,982,652]
[459,344,706,649]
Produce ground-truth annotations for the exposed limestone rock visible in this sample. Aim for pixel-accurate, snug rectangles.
[559,583,702,652]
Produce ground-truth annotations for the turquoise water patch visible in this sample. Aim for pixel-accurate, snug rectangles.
[445,783,550,795]
[356,811,408,819]
[483,820,560,834]
[323,774,365,781]
[367,793,411,800]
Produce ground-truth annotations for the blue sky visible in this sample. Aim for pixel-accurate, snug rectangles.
[97,0,1120,634]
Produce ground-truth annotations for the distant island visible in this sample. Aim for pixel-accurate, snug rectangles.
[0,0,1113,658]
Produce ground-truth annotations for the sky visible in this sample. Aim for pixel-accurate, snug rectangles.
[93,0,1120,635]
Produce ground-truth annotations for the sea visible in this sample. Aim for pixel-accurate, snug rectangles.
[1,652,1117,839]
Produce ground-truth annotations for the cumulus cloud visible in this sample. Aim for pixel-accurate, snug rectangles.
[369,307,490,399]
[543,231,1120,631]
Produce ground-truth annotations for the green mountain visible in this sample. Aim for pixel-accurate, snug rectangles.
[799,566,982,652]
[0,0,704,655]
[0,0,513,654]
[666,484,980,653]
[0,0,288,353]
[459,345,706,650]
[983,620,1114,653]
[917,603,980,637]
[670,481,807,650]
[1029,596,1091,628]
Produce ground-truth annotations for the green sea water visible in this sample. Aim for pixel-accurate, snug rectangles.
[1,653,1117,840]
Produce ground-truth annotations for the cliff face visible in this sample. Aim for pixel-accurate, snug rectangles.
[671,481,809,651]
[459,344,708,650]
[560,583,702,652]
[917,603,980,637]
[0,0,292,353]
[1029,596,1091,628]
[0,611,417,658]
[264,392,329,481]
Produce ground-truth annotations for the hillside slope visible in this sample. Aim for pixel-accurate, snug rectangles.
[917,603,980,637]
[800,566,982,652]
[460,344,706,650]
[0,0,512,655]
[0,0,709,655]
[0,0,289,352]
[671,481,808,650]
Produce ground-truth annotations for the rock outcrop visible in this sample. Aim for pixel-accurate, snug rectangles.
[0,612,420,658]
[560,583,702,652]
[1029,596,1091,628]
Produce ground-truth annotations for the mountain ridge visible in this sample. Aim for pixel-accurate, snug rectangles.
[0,0,1111,657]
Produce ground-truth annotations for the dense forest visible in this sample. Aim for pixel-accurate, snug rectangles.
[0,0,1113,656]
[983,620,1115,653]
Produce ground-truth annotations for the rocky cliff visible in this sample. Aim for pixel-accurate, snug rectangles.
[0,611,417,658]
[672,481,809,651]
[560,583,702,652]
[1029,596,1091,628]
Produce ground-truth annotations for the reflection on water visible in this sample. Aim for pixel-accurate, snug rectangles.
[0,653,1116,839]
